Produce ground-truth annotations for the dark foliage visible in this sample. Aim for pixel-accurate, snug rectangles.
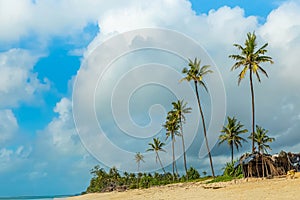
[86,165,203,193]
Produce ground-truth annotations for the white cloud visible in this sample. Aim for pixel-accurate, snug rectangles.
[259,1,300,85]
[99,0,194,35]
[26,97,98,191]
[0,49,50,108]
[0,146,31,173]
[0,0,134,43]
[0,109,18,144]
[36,97,83,155]
[0,0,32,42]
[68,48,86,56]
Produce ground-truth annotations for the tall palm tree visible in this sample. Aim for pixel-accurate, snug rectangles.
[172,99,191,179]
[147,138,166,174]
[219,116,248,163]
[229,32,274,153]
[251,125,275,154]
[163,111,180,179]
[135,152,145,172]
[181,58,215,177]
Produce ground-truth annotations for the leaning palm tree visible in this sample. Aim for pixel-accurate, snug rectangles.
[135,152,145,172]
[163,111,180,180]
[172,99,191,179]
[146,138,166,174]
[229,32,274,153]
[181,58,215,177]
[219,116,248,163]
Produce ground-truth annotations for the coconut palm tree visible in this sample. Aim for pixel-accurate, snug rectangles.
[229,32,274,153]
[171,99,191,179]
[219,116,248,163]
[134,153,144,188]
[181,58,215,177]
[147,138,166,174]
[251,125,275,154]
[135,152,145,172]
[163,111,180,179]
[249,125,275,177]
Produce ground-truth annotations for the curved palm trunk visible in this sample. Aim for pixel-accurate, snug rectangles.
[250,71,255,153]
[156,152,166,174]
[179,118,188,179]
[194,81,215,177]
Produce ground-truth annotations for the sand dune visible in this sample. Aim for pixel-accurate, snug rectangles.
[68,172,300,200]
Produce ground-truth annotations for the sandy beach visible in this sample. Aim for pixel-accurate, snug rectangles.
[68,172,300,200]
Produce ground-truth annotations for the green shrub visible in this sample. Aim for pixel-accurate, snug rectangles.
[223,160,242,177]
[187,167,200,180]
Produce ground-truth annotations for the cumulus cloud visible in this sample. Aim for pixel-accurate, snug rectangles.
[259,0,300,85]
[0,0,135,43]
[0,109,18,144]
[0,49,50,108]
[36,97,84,155]
[29,97,98,194]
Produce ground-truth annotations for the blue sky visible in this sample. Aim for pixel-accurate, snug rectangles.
[0,0,300,197]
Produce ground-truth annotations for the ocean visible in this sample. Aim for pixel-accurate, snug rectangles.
[0,194,78,200]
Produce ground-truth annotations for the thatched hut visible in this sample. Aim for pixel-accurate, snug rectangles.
[237,151,300,178]
[238,152,292,178]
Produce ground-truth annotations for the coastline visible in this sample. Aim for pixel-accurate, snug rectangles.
[0,194,78,200]
[68,172,300,200]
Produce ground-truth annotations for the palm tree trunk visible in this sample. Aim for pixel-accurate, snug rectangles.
[231,142,234,163]
[256,159,259,177]
[175,158,178,177]
[250,71,255,153]
[180,118,188,180]
[260,148,265,177]
[172,133,176,181]
[137,164,140,188]
[156,152,166,174]
[194,81,215,177]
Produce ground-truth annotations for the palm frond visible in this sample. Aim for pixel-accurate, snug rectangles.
[199,81,208,93]
[257,65,269,78]
[255,71,261,82]
[255,43,268,55]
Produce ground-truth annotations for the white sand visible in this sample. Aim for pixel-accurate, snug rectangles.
[68,172,300,200]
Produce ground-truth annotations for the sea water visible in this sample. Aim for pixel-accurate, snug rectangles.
[0,194,77,200]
